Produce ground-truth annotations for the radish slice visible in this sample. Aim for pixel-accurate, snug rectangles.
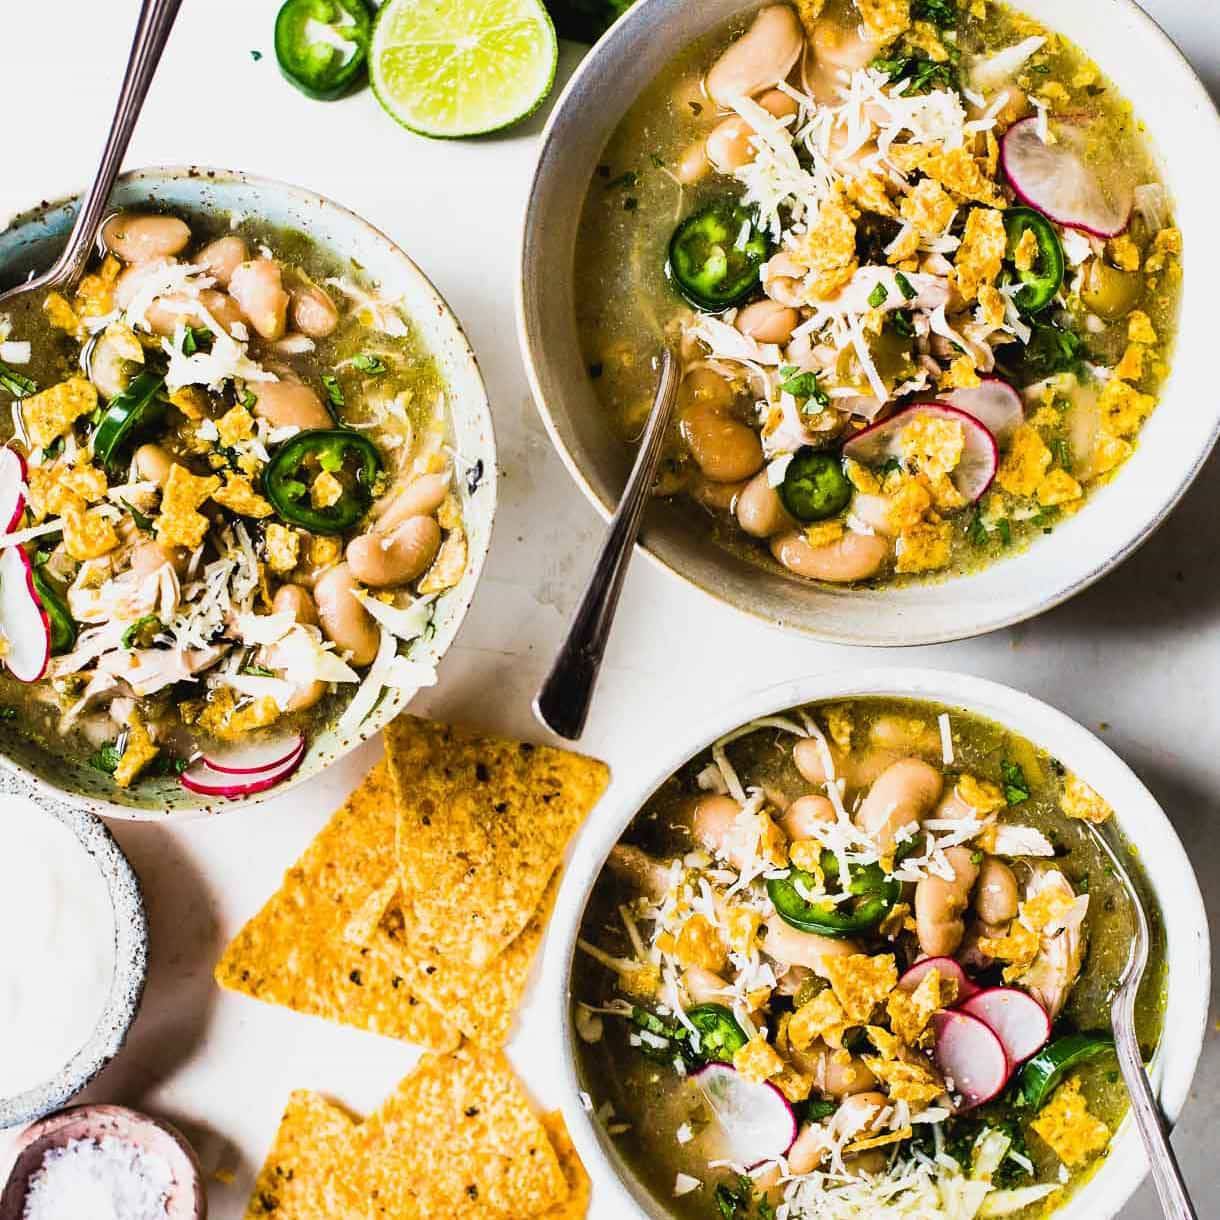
[960,988,1050,1065]
[932,1010,1011,1109]
[842,403,999,503]
[0,447,27,534]
[201,733,306,775]
[1001,116,1132,238]
[898,956,979,1001]
[940,378,1024,449]
[0,544,50,683]
[694,1063,797,1167]
[180,739,306,799]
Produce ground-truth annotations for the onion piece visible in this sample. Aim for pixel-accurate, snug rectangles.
[0,446,28,534]
[960,987,1051,1064]
[693,1063,797,1167]
[0,544,51,682]
[1001,116,1133,238]
[200,732,306,775]
[932,1009,1011,1109]
[841,403,999,503]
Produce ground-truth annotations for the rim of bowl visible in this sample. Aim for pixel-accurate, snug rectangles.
[0,165,497,819]
[547,667,1211,1220]
[517,0,1220,646]
[0,773,148,1129]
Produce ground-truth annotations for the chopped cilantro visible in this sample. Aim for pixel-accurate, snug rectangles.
[868,281,890,308]
[181,326,212,357]
[250,49,263,61]
[243,664,275,677]
[1015,321,1085,382]
[912,0,958,28]
[871,54,958,94]
[888,310,916,339]
[0,706,16,721]
[350,353,387,375]
[879,456,904,476]
[121,498,154,533]
[321,374,345,409]
[967,509,990,546]
[778,366,829,408]
[1001,760,1031,805]
[0,362,37,398]
[997,518,1012,545]
[241,387,258,409]
[89,742,123,774]
[894,270,917,301]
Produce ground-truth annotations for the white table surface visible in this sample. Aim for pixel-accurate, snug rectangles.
[2,1,1217,1215]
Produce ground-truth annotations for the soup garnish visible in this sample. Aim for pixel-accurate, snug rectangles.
[0,209,471,793]
[576,0,1182,587]
[574,698,1165,1218]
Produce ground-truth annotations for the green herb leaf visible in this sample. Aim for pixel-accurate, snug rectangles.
[120,498,154,533]
[868,281,890,308]
[871,54,958,93]
[250,49,263,61]
[0,706,16,721]
[89,742,123,774]
[321,374,345,410]
[243,664,275,677]
[879,456,904,476]
[350,353,387,375]
[1001,760,1031,805]
[997,518,1012,545]
[121,615,162,649]
[894,270,917,301]
[967,509,989,546]
[0,361,37,398]
[181,327,212,357]
[1017,321,1085,381]
[888,310,916,339]
[241,388,258,409]
[1050,437,1073,471]
[912,0,958,28]
[778,366,830,408]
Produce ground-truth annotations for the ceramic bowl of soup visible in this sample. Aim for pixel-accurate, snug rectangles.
[549,668,1208,1220]
[0,167,496,817]
[519,0,1220,643]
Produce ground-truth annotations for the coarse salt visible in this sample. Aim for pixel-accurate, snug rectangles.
[23,1136,174,1220]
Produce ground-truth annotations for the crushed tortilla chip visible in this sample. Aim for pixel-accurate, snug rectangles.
[62,504,119,561]
[22,377,97,450]
[733,1035,786,1084]
[385,716,608,971]
[1060,772,1112,823]
[264,523,301,574]
[157,463,220,549]
[418,526,468,595]
[112,709,159,789]
[856,0,910,44]
[886,967,953,1045]
[789,989,849,1051]
[1031,1075,1110,1166]
[864,1051,945,1105]
[824,953,897,1023]
[214,762,462,1050]
[214,472,274,518]
[996,424,1053,497]
[244,1091,361,1219]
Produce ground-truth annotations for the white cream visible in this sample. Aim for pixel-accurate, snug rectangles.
[0,794,115,1097]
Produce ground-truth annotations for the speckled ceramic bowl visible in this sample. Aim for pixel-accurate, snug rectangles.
[0,773,147,1130]
[0,167,497,818]
[0,1105,203,1219]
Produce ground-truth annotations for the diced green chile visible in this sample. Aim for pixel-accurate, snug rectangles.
[264,428,384,534]
[780,449,852,522]
[274,0,371,100]
[1018,1032,1115,1109]
[32,568,76,655]
[667,202,770,311]
[91,371,166,468]
[767,852,901,937]
[1004,207,1065,314]
[686,1004,748,1063]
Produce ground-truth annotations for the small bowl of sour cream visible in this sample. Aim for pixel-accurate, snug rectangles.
[0,773,147,1130]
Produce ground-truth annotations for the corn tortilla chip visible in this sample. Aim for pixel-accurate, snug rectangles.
[354,1045,569,1218]
[538,1111,591,1220]
[214,762,460,1051]
[244,1090,360,1220]
[385,716,609,970]
[368,870,561,1049]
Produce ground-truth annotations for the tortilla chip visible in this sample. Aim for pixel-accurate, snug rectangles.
[538,1111,591,1220]
[214,763,460,1051]
[368,870,561,1049]
[354,1045,569,1219]
[385,716,609,970]
[244,1090,360,1219]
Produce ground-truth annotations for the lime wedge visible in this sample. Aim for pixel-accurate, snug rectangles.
[370,0,557,138]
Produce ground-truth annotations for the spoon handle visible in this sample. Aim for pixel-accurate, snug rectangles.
[1113,1015,1198,1220]
[51,0,184,287]
[533,349,681,741]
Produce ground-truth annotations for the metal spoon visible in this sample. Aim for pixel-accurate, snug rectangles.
[533,348,681,740]
[0,0,183,309]
[1079,819,1198,1220]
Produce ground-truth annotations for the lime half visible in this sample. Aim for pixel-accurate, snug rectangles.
[370,0,557,138]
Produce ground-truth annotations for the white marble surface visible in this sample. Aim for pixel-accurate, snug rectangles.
[2,1,1218,1215]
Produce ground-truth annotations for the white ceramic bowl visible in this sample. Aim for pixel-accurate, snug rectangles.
[548,668,1210,1220]
[519,0,1220,644]
[0,167,497,819]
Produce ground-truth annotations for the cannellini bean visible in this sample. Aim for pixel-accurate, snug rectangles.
[783,1123,830,1176]
[779,794,834,839]
[678,367,736,413]
[706,90,799,171]
[676,140,712,185]
[735,471,794,538]
[762,916,859,975]
[229,258,290,341]
[129,538,188,577]
[868,713,941,754]
[271,584,326,710]
[856,758,944,854]
[102,212,191,263]
[346,515,441,588]
[976,856,1019,925]
[683,966,731,1006]
[376,472,451,534]
[691,475,745,513]
[915,845,980,957]
[195,236,249,287]
[792,737,902,791]
[314,562,379,665]
[705,6,804,106]
[115,258,175,310]
[692,794,751,869]
[134,443,173,488]
[770,530,889,582]
[681,404,764,483]
[789,1040,878,1096]
[734,297,800,344]
[606,844,673,901]
[290,283,340,338]
[144,289,247,338]
[250,380,332,431]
